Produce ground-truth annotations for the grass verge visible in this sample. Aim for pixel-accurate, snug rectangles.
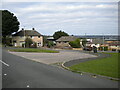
[69,53,119,78]
[9,48,59,53]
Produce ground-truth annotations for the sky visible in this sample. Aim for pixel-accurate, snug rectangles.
[0,0,119,35]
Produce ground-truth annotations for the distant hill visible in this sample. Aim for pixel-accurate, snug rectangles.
[75,35,119,41]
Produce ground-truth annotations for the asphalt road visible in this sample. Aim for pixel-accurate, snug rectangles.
[2,49,118,88]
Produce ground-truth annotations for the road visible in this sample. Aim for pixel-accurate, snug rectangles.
[2,49,118,88]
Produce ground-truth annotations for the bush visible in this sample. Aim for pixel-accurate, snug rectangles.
[104,46,108,51]
[98,47,104,51]
[98,46,108,51]
[69,39,81,48]
[82,38,87,47]
[2,37,12,46]
[25,38,33,48]
[47,41,54,48]
[31,42,37,48]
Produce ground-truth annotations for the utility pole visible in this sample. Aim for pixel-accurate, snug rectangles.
[23,26,26,48]
[102,33,104,51]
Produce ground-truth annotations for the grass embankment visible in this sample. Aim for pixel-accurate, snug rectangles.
[9,48,59,53]
[69,53,119,78]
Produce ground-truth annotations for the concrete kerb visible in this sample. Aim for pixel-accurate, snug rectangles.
[61,52,120,81]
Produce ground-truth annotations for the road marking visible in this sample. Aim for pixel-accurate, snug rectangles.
[0,60,9,67]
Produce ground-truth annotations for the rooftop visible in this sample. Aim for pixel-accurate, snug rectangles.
[56,36,78,42]
[13,28,42,36]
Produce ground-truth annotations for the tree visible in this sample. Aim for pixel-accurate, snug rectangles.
[53,30,69,40]
[69,39,81,48]
[47,41,54,48]
[2,10,20,37]
[25,38,33,48]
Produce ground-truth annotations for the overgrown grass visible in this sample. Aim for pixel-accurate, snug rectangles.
[9,48,59,53]
[69,53,119,78]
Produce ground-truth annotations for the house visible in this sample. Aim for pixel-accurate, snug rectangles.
[12,28,43,47]
[56,36,78,48]
[105,40,120,51]
[86,38,107,48]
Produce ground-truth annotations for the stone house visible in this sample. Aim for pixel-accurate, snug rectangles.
[56,36,78,48]
[12,28,43,47]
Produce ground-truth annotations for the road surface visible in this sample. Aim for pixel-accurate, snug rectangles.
[2,49,118,88]
[9,50,97,64]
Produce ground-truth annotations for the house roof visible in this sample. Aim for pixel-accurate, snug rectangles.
[107,41,120,46]
[56,36,78,42]
[87,38,106,44]
[13,29,42,36]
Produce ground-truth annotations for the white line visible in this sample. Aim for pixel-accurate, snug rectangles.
[0,60,9,67]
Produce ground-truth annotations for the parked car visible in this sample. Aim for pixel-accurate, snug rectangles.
[83,46,92,51]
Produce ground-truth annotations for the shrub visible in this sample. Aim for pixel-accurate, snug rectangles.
[82,38,87,47]
[69,39,81,48]
[98,47,103,51]
[47,41,54,48]
[2,37,12,46]
[31,42,37,48]
[25,38,33,48]
[98,46,108,51]
[104,46,108,51]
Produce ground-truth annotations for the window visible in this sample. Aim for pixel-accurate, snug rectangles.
[38,42,41,46]
[38,36,40,38]
[31,36,34,38]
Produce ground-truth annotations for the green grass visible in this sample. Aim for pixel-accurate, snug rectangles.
[9,48,59,53]
[69,53,119,78]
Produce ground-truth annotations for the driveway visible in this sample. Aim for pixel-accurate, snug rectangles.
[9,50,97,64]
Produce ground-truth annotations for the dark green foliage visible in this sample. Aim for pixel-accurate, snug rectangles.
[98,47,103,51]
[53,30,69,40]
[104,46,108,51]
[99,46,108,51]
[2,37,12,46]
[47,41,54,48]
[69,39,81,48]
[82,38,87,47]
[43,36,49,46]
[2,10,20,37]
[25,38,33,48]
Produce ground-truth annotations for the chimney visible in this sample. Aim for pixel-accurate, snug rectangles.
[22,28,24,30]
[32,28,35,30]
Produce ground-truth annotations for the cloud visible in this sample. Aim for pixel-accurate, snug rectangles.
[3,0,120,2]
[1,2,118,35]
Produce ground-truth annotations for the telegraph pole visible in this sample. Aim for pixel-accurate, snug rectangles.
[102,33,104,51]
[23,26,26,48]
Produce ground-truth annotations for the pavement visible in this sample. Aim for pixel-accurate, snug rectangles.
[1,48,119,88]
[8,49,97,64]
